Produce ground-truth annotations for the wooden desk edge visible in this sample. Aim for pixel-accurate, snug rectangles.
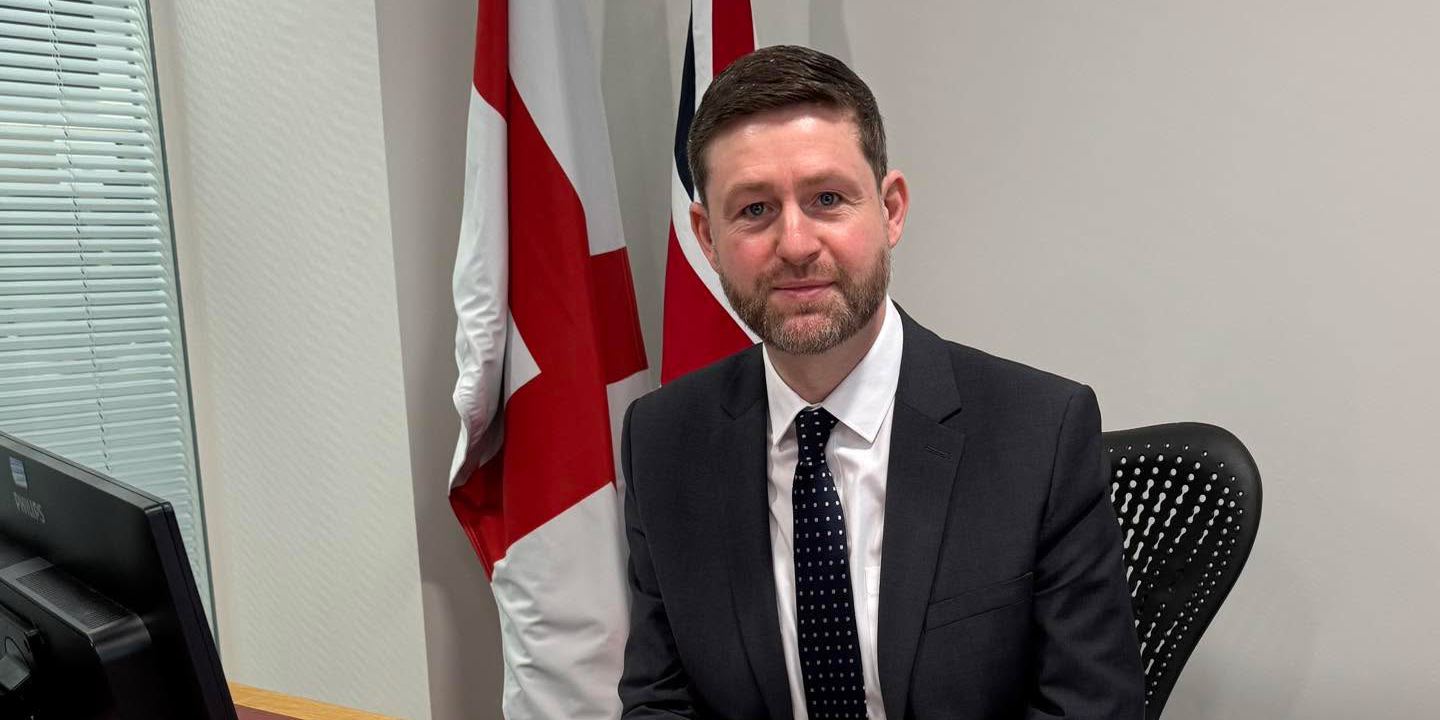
[230,683,405,720]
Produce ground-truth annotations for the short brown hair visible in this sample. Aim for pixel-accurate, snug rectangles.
[686,45,888,205]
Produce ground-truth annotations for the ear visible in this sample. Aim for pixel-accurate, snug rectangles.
[689,200,722,272]
[879,169,909,250]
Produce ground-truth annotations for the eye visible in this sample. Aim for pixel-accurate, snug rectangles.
[742,202,766,218]
[817,191,840,207]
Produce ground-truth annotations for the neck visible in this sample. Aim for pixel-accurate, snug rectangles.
[767,302,888,404]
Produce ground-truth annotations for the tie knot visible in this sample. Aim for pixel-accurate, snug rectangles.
[794,407,839,457]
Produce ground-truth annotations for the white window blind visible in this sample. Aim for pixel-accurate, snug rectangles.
[0,0,209,615]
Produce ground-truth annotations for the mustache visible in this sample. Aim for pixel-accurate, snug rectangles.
[758,262,842,288]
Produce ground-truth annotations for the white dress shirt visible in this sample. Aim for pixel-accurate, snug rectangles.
[763,297,902,720]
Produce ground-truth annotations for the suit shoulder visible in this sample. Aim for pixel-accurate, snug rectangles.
[627,344,758,423]
[941,339,1091,407]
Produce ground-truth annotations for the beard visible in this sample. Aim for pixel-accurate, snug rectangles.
[719,247,891,355]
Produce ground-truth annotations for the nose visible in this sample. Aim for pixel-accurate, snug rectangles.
[774,204,821,266]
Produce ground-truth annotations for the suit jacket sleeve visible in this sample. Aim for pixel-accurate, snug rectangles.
[1025,386,1146,720]
[618,399,698,719]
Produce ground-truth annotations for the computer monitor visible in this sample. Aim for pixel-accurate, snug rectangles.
[0,430,236,719]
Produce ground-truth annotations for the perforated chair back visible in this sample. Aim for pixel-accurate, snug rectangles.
[1104,423,1262,719]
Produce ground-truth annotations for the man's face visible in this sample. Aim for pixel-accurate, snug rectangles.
[690,104,909,355]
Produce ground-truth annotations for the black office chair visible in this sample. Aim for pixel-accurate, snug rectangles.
[1103,423,1262,719]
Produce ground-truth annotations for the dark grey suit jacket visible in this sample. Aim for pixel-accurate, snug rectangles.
[619,309,1144,719]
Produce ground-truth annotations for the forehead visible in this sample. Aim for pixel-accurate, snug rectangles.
[705,105,869,193]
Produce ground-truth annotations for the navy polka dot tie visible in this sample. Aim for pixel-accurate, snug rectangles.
[792,407,867,719]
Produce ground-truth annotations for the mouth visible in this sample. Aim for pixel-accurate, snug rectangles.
[770,282,834,301]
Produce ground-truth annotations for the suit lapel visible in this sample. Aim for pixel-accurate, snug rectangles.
[718,348,793,720]
[877,310,966,720]
[715,310,966,720]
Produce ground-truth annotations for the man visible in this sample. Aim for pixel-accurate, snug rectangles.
[620,45,1143,720]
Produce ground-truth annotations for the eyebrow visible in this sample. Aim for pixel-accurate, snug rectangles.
[724,180,776,200]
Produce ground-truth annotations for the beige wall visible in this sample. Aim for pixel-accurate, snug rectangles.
[156,0,504,716]
[842,3,1438,717]
[371,1,505,718]
[153,1,443,717]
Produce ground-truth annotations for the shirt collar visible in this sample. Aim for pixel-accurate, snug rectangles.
[763,296,904,448]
